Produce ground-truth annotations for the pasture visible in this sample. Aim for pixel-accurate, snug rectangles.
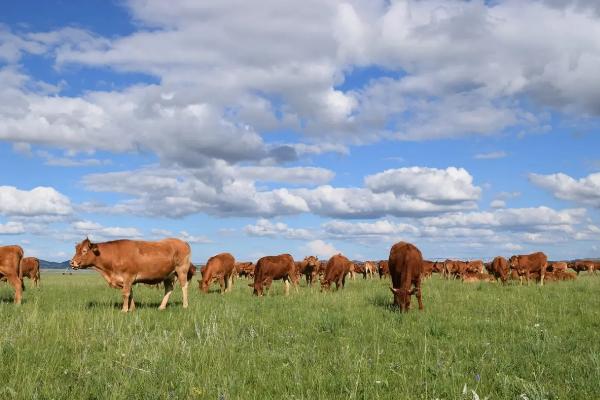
[1,272,599,399]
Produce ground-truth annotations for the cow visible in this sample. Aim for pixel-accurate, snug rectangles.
[320,253,353,291]
[364,261,376,279]
[21,257,41,288]
[421,260,433,278]
[70,238,192,312]
[543,270,576,282]
[547,261,568,273]
[509,252,548,285]
[250,254,297,296]
[350,262,366,279]
[0,245,24,304]
[466,260,484,274]
[487,256,509,283]
[199,253,235,294]
[388,242,423,312]
[377,260,389,279]
[432,261,445,274]
[443,260,467,279]
[235,262,255,279]
[295,256,320,287]
[462,272,495,283]
[568,260,595,275]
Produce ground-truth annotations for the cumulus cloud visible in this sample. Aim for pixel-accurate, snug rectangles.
[244,219,312,240]
[80,165,480,218]
[0,221,26,235]
[529,172,600,208]
[302,240,340,259]
[0,186,72,217]
[71,220,142,240]
[323,219,419,237]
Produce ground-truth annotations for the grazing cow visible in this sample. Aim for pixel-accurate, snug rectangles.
[487,256,509,283]
[320,254,353,291]
[547,261,568,273]
[543,270,577,282]
[0,245,24,304]
[21,257,41,288]
[432,261,445,274]
[568,260,595,275]
[377,260,389,279]
[462,272,495,283]
[350,262,367,279]
[509,252,548,286]
[295,256,320,287]
[70,238,192,312]
[235,262,255,279]
[421,260,435,278]
[250,254,297,296]
[388,242,423,312]
[199,253,235,294]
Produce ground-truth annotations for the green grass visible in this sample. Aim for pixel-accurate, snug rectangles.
[1,272,599,399]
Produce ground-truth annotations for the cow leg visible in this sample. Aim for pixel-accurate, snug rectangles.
[159,277,175,310]
[177,273,189,308]
[7,274,22,305]
[121,283,132,312]
[416,284,423,311]
[284,278,290,296]
[540,270,545,286]
[219,276,226,293]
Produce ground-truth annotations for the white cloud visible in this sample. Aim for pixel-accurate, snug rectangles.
[71,220,142,240]
[490,200,506,209]
[0,186,72,217]
[529,172,600,208]
[323,219,418,237]
[0,221,25,235]
[244,219,312,240]
[302,240,340,259]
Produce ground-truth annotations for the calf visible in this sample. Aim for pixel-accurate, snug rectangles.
[320,253,353,291]
[250,254,297,296]
[568,260,595,275]
[389,242,423,312]
[377,260,389,279]
[199,253,235,294]
[462,272,495,283]
[21,257,41,288]
[547,261,568,273]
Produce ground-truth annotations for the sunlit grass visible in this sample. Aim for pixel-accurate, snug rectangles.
[0,272,599,399]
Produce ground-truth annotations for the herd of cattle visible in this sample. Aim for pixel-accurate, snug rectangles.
[1,238,599,312]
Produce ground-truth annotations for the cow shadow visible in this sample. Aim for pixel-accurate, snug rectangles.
[85,300,183,309]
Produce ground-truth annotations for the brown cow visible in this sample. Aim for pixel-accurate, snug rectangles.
[543,270,576,282]
[378,260,389,279]
[388,242,423,312]
[295,256,320,287]
[235,262,255,279]
[70,238,192,312]
[466,260,484,274]
[421,260,434,278]
[250,254,297,296]
[0,245,24,304]
[487,256,509,283]
[364,261,376,278]
[320,253,353,291]
[509,252,548,285]
[443,260,467,279]
[21,257,41,288]
[199,253,235,294]
[568,260,595,275]
[547,261,568,273]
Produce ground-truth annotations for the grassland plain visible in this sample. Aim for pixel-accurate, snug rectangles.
[1,272,599,400]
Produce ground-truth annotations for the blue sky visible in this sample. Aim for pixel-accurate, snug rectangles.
[1,0,599,262]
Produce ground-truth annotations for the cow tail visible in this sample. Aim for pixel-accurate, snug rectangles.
[187,263,197,282]
[18,253,25,292]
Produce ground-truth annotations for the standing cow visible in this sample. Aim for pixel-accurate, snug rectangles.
[70,238,193,312]
[377,260,389,279]
[199,253,235,294]
[295,256,320,287]
[568,260,595,275]
[389,242,423,312]
[509,252,548,286]
[21,257,41,288]
[487,256,509,283]
[250,254,298,296]
[320,254,353,291]
[0,245,24,304]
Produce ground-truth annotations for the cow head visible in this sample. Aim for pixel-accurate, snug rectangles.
[508,255,519,268]
[70,238,99,270]
[390,287,411,311]
[304,256,319,269]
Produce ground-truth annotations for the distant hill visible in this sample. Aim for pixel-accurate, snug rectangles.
[39,260,70,270]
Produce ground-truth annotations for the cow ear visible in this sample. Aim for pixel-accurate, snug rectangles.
[91,243,100,255]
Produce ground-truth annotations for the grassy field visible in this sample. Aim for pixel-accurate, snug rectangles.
[1,271,599,400]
